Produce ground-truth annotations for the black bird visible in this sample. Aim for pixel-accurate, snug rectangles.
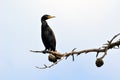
[41,14,56,51]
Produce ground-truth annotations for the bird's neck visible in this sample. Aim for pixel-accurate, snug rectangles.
[41,20,48,27]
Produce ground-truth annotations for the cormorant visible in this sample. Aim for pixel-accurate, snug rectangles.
[41,14,56,51]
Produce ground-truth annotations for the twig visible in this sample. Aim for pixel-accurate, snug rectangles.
[35,57,64,69]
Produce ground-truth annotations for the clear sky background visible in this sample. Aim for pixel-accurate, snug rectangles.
[0,0,120,80]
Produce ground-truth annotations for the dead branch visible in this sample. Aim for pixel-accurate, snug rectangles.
[30,33,120,69]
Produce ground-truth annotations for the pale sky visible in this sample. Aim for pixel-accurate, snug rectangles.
[0,0,120,80]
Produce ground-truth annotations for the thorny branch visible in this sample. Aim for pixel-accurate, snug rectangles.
[30,33,120,69]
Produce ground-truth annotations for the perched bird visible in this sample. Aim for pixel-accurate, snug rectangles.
[41,14,56,51]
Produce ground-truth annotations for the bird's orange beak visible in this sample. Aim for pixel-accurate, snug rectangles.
[47,15,55,19]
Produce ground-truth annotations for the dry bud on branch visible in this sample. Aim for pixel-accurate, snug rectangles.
[95,58,104,67]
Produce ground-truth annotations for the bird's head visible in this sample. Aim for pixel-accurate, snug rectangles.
[41,14,55,20]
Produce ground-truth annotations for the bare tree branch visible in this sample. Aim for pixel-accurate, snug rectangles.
[30,33,120,69]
